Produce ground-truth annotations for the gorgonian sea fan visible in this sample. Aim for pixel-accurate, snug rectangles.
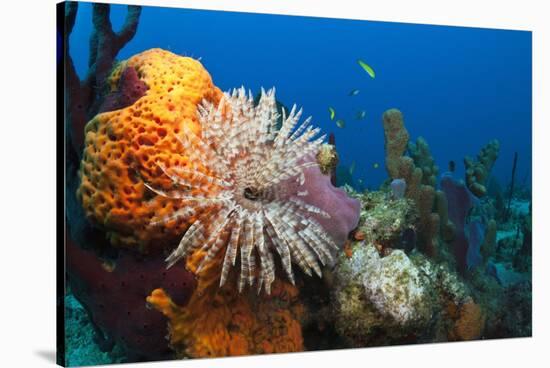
[146,87,338,294]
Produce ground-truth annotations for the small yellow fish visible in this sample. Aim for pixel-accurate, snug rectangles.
[349,89,360,96]
[336,119,345,128]
[349,161,356,175]
[373,163,379,169]
[358,59,375,78]
[329,107,336,120]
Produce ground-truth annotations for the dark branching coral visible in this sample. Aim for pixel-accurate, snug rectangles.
[64,2,142,151]
[504,151,518,220]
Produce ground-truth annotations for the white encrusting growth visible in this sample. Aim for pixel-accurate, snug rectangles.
[147,87,337,294]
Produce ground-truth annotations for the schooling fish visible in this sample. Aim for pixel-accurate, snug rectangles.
[356,110,367,120]
[349,89,360,96]
[373,162,379,169]
[358,59,376,79]
[328,107,336,120]
[336,119,345,128]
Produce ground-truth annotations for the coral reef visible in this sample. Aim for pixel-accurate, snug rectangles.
[62,8,530,359]
[352,190,417,251]
[328,174,518,347]
[468,266,531,339]
[361,246,434,325]
[381,109,445,258]
[331,241,474,347]
[408,137,439,187]
[70,46,361,360]
[382,109,410,180]
[330,184,492,346]
[464,139,500,198]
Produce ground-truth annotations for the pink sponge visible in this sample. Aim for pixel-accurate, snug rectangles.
[284,157,361,246]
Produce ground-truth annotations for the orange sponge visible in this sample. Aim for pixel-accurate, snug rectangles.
[449,299,484,341]
[78,49,223,251]
[146,251,305,358]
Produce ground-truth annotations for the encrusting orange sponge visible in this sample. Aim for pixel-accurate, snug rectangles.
[448,298,485,341]
[146,249,305,358]
[78,48,223,251]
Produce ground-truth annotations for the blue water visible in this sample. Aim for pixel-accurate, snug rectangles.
[69,2,532,190]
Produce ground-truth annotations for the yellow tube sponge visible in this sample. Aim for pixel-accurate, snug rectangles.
[383,109,410,180]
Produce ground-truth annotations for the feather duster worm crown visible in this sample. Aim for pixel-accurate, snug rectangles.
[147,87,338,294]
